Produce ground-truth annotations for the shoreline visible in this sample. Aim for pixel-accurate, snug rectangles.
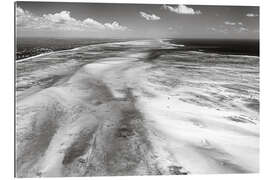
[15,44,93,63]
[15,40,127,62]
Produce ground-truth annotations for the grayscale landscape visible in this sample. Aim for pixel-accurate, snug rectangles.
[15,2,259,178]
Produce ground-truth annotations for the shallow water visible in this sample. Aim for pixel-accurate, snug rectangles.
[16,39,259,177]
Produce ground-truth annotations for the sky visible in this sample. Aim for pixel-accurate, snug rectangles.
[15,2,259,39]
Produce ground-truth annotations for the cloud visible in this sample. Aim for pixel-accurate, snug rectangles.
[139,11,160,21]
[16,6,40,28]
[208,27,229,34]
[238,27,248,32]
[162,4,201,15]
[83,18,106,30]
[246,13,259,17]
[209,26,248,34]
[104,21,127,31]
[43,11,75,24]
[209,22,249,34]
[208,27,216,31]
[16,6,128,32]
[224,21,236,25]
[222,20,249,33]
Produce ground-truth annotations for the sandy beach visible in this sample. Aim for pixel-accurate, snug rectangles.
[16,39,259,177]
